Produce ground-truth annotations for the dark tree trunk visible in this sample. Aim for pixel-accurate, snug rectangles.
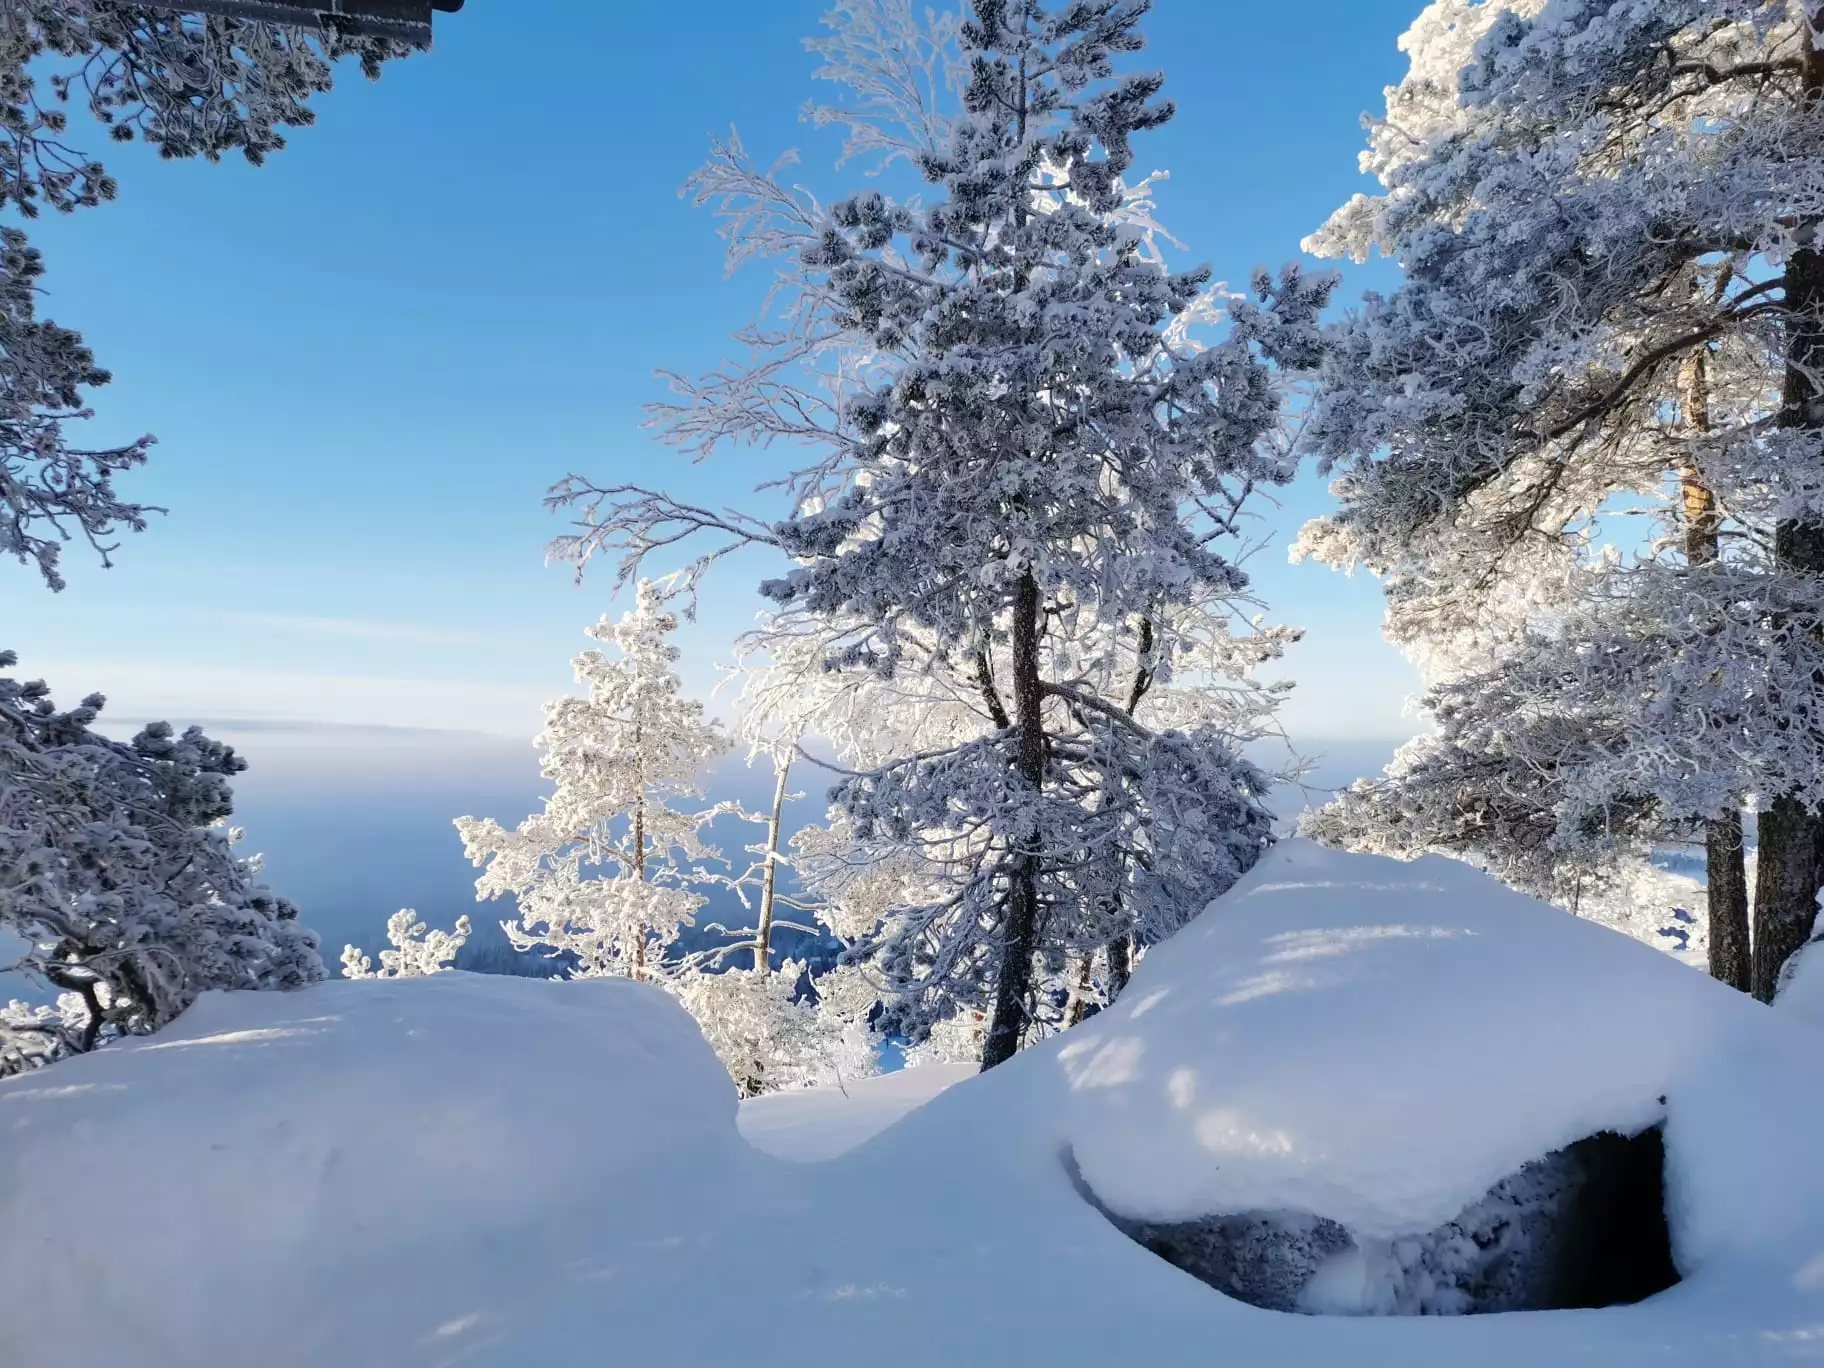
[1755,796,1821,1001]
[1679,348,1751,992]
[982,570,1046,1071]
[1106,935,1132,1000]
[1754,32,1824,1002]
[1091,618,1155,1011]
[1706,813,1751,993]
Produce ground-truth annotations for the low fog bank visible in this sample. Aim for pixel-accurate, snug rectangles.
[158,723,1410,968]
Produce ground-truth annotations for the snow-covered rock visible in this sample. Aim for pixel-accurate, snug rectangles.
[1132,1128,1676,1316]
[1062,841,1714,1238]
[1058,840,1824,1315]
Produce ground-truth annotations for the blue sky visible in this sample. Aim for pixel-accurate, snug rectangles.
[10,0,1425,749]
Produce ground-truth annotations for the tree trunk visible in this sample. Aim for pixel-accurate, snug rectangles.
[1679,347,1751,992]
[982,569,1045,1071]
[1755,797,1820,1001]
[1706,813,1752,992]
[1106,935,1132,999]
[1063,954,1095,1028]
[755,757,790,974]
[633,797,647,982]
[1095,618,1155,1009]
[1754,28,1824,1002]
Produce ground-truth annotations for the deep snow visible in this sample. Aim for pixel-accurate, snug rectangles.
[1777,919,1824,1031]
[738,1060,974,1161]
[5,841,1824,1367]
[1063,838,1714,1238]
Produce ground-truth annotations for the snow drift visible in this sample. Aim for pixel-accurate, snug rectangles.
[6,841,1824,1366]
[738,1061,975,1162]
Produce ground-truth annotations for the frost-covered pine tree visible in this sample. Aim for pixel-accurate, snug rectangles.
[456,582,731,982]
[1298,625,1716,958]
[340,910,471,980]
[0,3,410,588]
[458,590,874,1096]
[0,652,322,1072]
[552,0,1327,1068]
[1298,0,1824,998]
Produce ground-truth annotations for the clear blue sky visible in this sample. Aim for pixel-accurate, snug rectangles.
[8,0,1426,747]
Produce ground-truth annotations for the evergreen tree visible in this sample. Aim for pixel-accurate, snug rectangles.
[340,910,471,980]
[1298,0,1824,998]
[459,588,877,1097]
[0,652,322,1073]
[456,582,731,982]
[553,0,1326,1068]
[0,3,411,588]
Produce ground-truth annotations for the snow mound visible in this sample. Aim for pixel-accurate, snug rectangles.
[1060,841,1812,1251]
[1775,918,1824,1030]
[738,1062,974,1161]
[0,973,741,1368]
[7,842,1824,1366]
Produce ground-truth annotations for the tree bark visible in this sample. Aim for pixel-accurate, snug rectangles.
[982,569,1046,1071]
[1706,814,1752,992]
[1755,797,1820,1000]
[755,757,790,974]
[1097,617,1155,1007]
[1753,27,1824,1002]
[1106,935,1132,999]
[1063,954,1095,1028]
[632,797,647,982]
[1678,347,1751,992]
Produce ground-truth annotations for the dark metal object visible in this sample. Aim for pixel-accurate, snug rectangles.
[158,1,464,46]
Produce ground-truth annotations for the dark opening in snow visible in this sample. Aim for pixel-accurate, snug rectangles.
[1070,1126,1679,1315]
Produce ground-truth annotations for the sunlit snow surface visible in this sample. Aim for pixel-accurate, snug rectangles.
[5,841,1824,1367]
[738,1062,975,1162]
[1065,842,1717,1239]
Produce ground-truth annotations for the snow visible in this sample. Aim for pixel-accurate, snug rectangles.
[1060,839,1737,1239]
[0,972,741,1368]
[1776,914,1824,1032]
[738,1061,973,1161]
[8,840,1824,1367]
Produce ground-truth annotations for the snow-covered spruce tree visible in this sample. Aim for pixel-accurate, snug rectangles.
[0,651,322,1073]
[767,598,1302,1045]
[340,910,471,980]
[458,588,874,1097]
[553,0,1327,1069]
[1297,0,1824,998]
[455,583,730,982]
[0,3,408,589]
[722,1,1303,993]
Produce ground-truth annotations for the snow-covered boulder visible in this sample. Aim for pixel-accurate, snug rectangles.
[1090,1127,1675,1315]
[1057,840,1823,1316]
[0,972,743,1367]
